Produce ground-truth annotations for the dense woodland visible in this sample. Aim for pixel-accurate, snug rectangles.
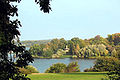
[27,33,120,59]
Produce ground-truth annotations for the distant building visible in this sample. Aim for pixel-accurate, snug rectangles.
[64,45,69,52]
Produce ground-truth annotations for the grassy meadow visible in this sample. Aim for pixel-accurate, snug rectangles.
[28,72,107,80]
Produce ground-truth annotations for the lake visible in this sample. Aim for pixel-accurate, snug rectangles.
[31,58,96,73]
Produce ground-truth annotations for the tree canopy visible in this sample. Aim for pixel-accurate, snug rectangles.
[29,33,120,59]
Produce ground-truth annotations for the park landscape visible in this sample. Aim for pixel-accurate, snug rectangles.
[0,0,120,80]
[18,33,120,80]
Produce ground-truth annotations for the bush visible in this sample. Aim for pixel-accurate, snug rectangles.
[84,57,120,72]
[45,63,66,73]
[101,60,120,80]
[45,62,80,73]
[25,65,39,73]
[93,57,119,72]
[19,68,31,74]
[106,60,120,80]
[72,55,78,58]
[84,68,94,72]
[19,65,39,74]
[66,62,80,72]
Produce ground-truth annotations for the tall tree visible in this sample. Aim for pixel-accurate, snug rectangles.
[0,0,51,80]
[107,33,120,45]
[89,35,109,46]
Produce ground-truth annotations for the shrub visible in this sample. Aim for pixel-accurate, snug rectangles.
[25,65,39,73]
[106,60,120,80]
[19,68,31,74]
[85,57,120,72]
[45,63,66,73]
[84,68,94,72]
[72,55,78,58]
[66,62,80,72]
[93,57,119,72]
[45,62,80,73]
[19,65,39,74]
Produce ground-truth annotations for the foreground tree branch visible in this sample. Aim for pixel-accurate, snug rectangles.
[0,0,51,80]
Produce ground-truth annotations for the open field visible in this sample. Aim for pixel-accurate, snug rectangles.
[28,72,107,80]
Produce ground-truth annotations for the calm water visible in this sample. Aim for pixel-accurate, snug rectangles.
[31,58,96,73]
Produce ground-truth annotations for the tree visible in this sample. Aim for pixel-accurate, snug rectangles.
[66,62,80,72]
[93,57,119,72]
[106,61,120,80]
[78,44,109,58]
[29,44,45,56]
[0,0,51,80]
[49,38,59,53]
[114,45,120,59]
[45,63,67,73]
[89,35,109,46]
[107,33,120,45]
[111,49,118,58]
[68,37,86,55]
[84,57,120,74]
[43,48,53,57]
[71,37,86,48]
[58,38,67,49]
[75,44,80,57]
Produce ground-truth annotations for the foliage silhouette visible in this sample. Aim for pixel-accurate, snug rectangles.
[0,0,51,80]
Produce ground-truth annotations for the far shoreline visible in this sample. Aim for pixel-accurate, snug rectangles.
[32,55,98,59]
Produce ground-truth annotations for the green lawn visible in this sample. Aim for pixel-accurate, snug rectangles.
[60,55,72,58]
[28,72,106,80]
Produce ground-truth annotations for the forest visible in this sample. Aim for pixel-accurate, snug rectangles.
[27,33,120,59]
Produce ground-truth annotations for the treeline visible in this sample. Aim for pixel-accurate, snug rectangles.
[29,38,67,58]
[21,40,51,47]
[29,33,120,58]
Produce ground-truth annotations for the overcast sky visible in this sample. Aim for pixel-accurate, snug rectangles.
[17,0,120,41]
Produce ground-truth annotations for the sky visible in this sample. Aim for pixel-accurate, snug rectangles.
[17,0,120,41]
